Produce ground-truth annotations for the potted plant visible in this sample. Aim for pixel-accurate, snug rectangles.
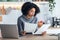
[49,0,56,14]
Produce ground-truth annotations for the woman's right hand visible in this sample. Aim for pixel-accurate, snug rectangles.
[21,31,26,36]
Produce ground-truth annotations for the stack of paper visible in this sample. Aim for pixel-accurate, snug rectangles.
[24,22,37,33]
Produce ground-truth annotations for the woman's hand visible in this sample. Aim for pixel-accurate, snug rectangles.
[38,21,43,28]
[21,31,26,36]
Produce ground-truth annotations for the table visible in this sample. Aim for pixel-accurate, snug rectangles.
[0,34,58,40]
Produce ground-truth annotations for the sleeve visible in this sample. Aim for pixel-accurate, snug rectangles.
[34,17,38,24]
[17,18,24,34]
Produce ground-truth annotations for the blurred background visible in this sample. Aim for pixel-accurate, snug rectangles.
[0,0,60,27]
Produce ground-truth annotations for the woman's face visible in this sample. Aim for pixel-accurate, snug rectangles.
[27,8,35,17]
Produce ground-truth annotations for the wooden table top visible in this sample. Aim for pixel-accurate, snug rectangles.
[0,34,58,40]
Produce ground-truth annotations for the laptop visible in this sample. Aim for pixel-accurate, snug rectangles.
[0,24,19,39]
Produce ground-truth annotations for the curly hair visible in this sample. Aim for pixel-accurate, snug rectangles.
[21,2,40,16]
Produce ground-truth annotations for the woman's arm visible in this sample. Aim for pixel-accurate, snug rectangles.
[17,18,24,35]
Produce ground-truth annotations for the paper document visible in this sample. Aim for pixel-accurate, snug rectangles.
[33,24,51,34]
[24,22,37,33]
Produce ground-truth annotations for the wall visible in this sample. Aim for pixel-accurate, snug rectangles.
[0,2,51,24]
[53,0,60,18]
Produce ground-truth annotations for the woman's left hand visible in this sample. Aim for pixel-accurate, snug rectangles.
[38,21,44,28]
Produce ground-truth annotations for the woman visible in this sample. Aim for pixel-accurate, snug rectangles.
[17,2,44,36]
